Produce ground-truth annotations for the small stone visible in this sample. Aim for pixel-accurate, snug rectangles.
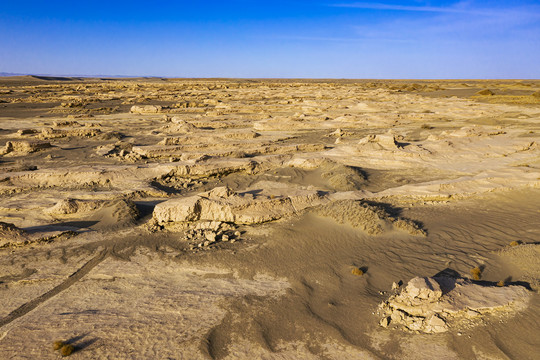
[391,310,404,322]
[203,241,211,247]
[234,231,241,237]
[426,314,447,333]
[204,231,217,242]
[407,319,424,331]
[428,315,446,326]
[222,234,229,242]
[379,316,390,328]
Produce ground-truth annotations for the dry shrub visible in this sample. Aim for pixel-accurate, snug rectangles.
[470,267,482,280]
[60,344,75,357]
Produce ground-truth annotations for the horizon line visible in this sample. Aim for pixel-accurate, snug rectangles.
[1,73,539,81]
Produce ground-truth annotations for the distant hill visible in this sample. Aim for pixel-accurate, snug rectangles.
[0,72,160,78]
[0,72,26,77]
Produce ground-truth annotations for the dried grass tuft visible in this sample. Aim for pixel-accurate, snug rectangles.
[470,267,482,281]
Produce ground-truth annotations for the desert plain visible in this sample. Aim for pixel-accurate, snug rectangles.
[0,76,539,359]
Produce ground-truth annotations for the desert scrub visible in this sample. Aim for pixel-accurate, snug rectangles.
[53,340,75,356]
[60,344,75,356]
[470,267,482,280]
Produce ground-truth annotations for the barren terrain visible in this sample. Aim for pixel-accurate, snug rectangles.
[0,77,539,359]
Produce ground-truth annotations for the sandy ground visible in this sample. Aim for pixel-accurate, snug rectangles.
[0,77,539,359]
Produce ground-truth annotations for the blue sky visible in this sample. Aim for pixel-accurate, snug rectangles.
[1,1,539,78]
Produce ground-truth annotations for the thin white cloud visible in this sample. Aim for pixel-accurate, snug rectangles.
[331,2,492,15]
[350,6,540,44]
[258,34,412,43]
[332,1,540,43]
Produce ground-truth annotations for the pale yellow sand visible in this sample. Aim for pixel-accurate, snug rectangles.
[0,78,539,359]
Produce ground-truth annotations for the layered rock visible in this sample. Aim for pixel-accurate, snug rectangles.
[130,105,162,114]
[0,140,52,156]
[358,134,401,150]
[160,117,198,134]
[153,185,326,226]
[378,276,531,333]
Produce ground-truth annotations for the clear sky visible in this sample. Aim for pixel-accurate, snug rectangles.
[1,1,539,78]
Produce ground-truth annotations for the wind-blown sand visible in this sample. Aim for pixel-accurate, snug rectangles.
[0,77,539,359]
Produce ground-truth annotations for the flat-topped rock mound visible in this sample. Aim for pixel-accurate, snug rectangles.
[378,276,531,333]
[153,185,327,226]
[0,140,52,156]
[130,105,163,114]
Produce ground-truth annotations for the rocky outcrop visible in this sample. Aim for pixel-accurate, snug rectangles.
[378,276,531,333]
[95,142,142,162]
[153,185,326,226]
[0,222,28,247]
[130,105,163,114]
[358,134,401,150]
[0,140,52,156]
[159,117,198,135]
